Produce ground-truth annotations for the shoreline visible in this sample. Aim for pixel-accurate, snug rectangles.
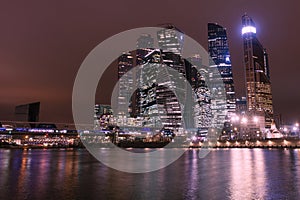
[2,143,300,149]
[2,135,300,149]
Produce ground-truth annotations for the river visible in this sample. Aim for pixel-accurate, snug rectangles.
[0,148,299,199]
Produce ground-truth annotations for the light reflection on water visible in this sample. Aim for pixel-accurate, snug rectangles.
[229,149,266,199]
[0,148,299,200]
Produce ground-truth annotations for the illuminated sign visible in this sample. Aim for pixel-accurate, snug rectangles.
[242,26,256,34]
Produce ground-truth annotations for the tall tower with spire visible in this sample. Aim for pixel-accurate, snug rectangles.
[242,14,273,128]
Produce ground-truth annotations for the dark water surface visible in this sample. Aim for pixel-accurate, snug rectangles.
[0,148,299,200]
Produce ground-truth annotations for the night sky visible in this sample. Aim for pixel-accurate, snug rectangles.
[0,0,299,124]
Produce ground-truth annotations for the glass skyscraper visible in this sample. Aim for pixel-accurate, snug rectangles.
[185,55,212,134]
[242,14,273,128]
[156,24,187,132]
[208,23,236,117]
[136,34,162,128]
[116,26,187,133]
[117,52,135,125]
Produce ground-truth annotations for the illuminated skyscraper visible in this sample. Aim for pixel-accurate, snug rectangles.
[117,52,135,124]
[208,23,236,116]
[136,34,162,128]
[116,25,221,134]
[156,24,187,132]
[186,55,212,133]
[116,27,187,132]
[242,14,273,128]
[137,27,205,132]
[157,24,184,55]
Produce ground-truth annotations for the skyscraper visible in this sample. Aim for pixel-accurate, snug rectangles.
[242,14,273,128]
[116,26,188,132]
[208,23,236,116]
[136,34,162,128]
[185,55,212,133]
[117,52,135,125]
[156,24,187,132]
[157,24,184,55]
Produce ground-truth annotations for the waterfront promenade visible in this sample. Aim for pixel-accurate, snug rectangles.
[1,130,300,149]
[1,121,300,149]
[190,138,300,148]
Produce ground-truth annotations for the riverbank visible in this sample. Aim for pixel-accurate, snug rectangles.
[2,138,300,149]
[190,138,300,148]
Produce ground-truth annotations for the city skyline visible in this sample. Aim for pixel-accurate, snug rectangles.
[0,1,299,124]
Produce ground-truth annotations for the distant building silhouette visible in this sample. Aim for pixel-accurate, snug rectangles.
[14,102,40,124]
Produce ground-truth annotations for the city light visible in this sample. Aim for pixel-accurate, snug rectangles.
[242,26,256,34]
[241,117,248,124]
[192,136,197,141]
[253,116,258,123]
[231,115,240,122]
